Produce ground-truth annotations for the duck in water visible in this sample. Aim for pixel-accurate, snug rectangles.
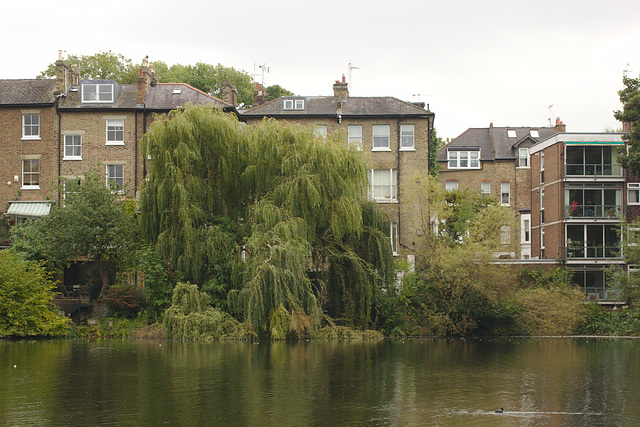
[495,408,504,414]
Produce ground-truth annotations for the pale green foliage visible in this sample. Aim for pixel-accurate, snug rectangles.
[615,75,640,176]
[11,172,138,297]
[610,220,640,303]
[511,287,586,335]
[142,105,395,337]
[0,251,69,337]
[38,51,138,83]
[164,282,246,340]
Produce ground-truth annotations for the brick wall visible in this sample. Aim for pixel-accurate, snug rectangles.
[0,105,58,211]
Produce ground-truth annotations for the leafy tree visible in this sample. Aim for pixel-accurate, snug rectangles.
[429,128,445,176]
[615,75,640,176]
[38,50,139,83]
[11,172,138,298]
[0,251,69,337]
[266,84,295,101]
[140,105,394,337]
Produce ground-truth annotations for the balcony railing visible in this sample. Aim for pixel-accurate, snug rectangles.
[565,163,623,177]
[564,204,624,219]
[564,245,620,259]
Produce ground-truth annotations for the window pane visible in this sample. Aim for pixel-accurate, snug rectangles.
[470,151,479,168]
[459,152,469,168]
[401,125,414,148]
[373,125,390,149]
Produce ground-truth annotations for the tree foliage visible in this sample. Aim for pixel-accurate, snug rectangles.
[615,75,640,176]
[0,251,69,337]
[429,128,445,176]
[11,172,138,298]
[141,105,395,337]
[38,50,139,83]
[266,84,295,101]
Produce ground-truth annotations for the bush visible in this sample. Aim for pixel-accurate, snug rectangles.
[163,282,248,340]
[511,287,586,335]
[0,251,69,337]
[579,305,640,336]
[101,284,144,318]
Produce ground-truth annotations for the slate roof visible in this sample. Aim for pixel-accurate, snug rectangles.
[0,79,57,105]
[242,96,433,118]
[145,83,231,110]
[437,126,558,162]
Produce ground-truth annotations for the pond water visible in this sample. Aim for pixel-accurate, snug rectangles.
[1,337,639,426]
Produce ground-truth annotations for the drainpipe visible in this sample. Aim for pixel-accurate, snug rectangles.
[55,95,64,206]
[397,118,401,252]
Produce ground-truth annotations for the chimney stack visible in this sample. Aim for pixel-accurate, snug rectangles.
[254,83,266,106]
[55,51,77,94]
[333,75,349,103]
[221,78,238,107]
[554,117,566,133]
[136,69,146,105]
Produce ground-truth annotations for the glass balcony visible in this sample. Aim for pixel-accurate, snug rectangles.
[564,245,620,259]
[564,204,624,219]
[565,163,623,177]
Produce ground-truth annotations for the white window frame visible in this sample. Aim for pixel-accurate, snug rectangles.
[106,119,124,145]
[530,129,539,138]
[372,125,390,151]
[283,99,293,110]
[628,183,640,205]
[501,226,511,245]
[370,169,397,202]
[106,164,124,193]
[313,125,328,139]
[294,99,304,109]
[64,135,82,160]
[22,159,40,189]
[518,148,529,168]
[445,181,458,191]
[507,129,517,138]
[521,214,531,243]
[447,150,480,169]
[348,125,363,150]
[82,84,114,103]
[481,181,490,197]
[390,222,399,255]
[501,182,510,206]
[22,113,40,139]
[400,125,415,150]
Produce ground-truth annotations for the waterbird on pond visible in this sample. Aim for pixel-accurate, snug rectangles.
[495,408,503,414]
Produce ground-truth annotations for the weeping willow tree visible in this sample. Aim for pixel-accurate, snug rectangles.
[141,105,394,338]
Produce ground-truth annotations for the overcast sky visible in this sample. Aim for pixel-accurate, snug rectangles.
[2,0,639,139]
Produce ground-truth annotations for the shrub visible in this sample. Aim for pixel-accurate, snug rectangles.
[102,284,143,318]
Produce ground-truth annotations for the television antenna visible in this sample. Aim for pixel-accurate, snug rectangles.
[253,63,270,85]
[624,63,632,77]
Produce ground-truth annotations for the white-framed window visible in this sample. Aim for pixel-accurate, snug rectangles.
[106,119,124,145]
[283,99,293,110]
[481,181,490,197]
[22,159,40,189]
[400,125,415,150]
[501,182,510,205]
[530,129,539,138]
[501,226,511,244]
[294,99,304,109]
[507,129,517,138]
[445,181,458,191]
[370,169,397,202]
[348,125,363,150]
[540,188,545,210]
[521,214,531,243]
[390,222,399,255]
[447,150,480,169]
[372,125,390,150]
[313,125,328,138]
[540,151,545,169]
[106,164,124,192]
[628,183,640,205]
[82,84,114,103]
[64,135,82,160]
[22,113,40,139]
[518,148,529,168]
[541,227,545,249]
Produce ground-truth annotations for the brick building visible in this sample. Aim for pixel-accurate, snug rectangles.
[1,56,236,222]
[437,121,565,258]
[0,79,61,221]
[529,132,626,302]
[242,77,435,263]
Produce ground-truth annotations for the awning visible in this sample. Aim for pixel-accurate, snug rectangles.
[7,201,52,218]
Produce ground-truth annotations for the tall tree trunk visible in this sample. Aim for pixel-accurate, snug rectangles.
[96,258,109,298]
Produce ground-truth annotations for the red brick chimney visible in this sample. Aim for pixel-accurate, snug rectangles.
[333,75,349,103]
[254,83,266,106]
[554,117,566,133]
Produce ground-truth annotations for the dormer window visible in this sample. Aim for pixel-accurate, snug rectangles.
[530,129,539,138]
[172,87,182,94]
[507,129,517,138]
[283,98,305,110]
[82,84,114,103]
